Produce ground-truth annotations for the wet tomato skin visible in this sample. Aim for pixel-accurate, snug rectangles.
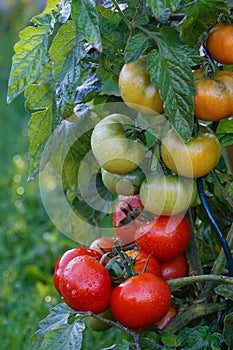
[135,215,191,262]
[160,254,189,280]
[53,248,102,295]
[110,273,171,329]
[59,255,112,314]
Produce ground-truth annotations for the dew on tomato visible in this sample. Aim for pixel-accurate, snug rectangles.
[59,255,112,314]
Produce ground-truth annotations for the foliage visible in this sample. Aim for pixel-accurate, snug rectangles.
[6,0,233,349]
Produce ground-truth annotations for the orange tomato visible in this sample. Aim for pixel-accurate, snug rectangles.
[194,69,233,121]
[206,23,233,64]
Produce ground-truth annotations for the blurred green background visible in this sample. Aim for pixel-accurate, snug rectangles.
[0,2,123,348]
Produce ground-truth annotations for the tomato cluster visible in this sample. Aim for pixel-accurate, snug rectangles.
[53,23,230,332]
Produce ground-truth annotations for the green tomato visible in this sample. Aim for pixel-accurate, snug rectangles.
[85,308,115,332]
[101,167,145,196]
[91,114,145,174]
[140,173,197,216]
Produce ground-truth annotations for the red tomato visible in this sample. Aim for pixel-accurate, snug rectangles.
[160,254,189,280]
[113,194,144,245]
[135,214,191,262]
[125,249,161,276]
[53,247,102,295]
[110,273,171,329]
[59,255,112,314]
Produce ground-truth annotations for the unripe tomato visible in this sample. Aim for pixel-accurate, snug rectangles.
[119,56,164,116]
[59,255,112,314]
[135,214,191,262]
[101,167,145,196]
[125,249,161,276]
[160,124,221,178]
[113,194,144,245]
[140,173,197,216]
[85,308,115,331]
[53,248,102,295]
[110,273,171,329]
[91,114,145,174]
[194,69,233,121]
[160,254,189,280]
[206,23,233,65]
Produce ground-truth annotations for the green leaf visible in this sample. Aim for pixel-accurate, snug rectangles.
[161,332,181,347]
[223,312,233,349]
[71,0,101,50]
[215,284,233,301]
[216,119,233,147]
[147,26,200,140]
[124,33,149,63]
[49,20,78,78]
[25,63,55,180]
[147,0,167,17]
[40,322,85,350]
[7,14,53,103]
[32,303,76,348]
[179,0,229,46]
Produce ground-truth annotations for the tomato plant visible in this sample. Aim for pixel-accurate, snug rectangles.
[206,23,233,64]
[110,273,171,329]
[160,124,221,178]
[194,69,233,121]
[7,0,233,349]
[118,56,164,116]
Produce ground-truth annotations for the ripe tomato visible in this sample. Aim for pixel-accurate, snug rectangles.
[101,166,145,196]
[89,236,116,255]
[119,56,164,116]
[194,69,233,121]
[135,214,191,262]
[113,194,144,245]
[160,254,188,280]
[53,247,102,295]
[91,114,145,174]
[125,249,161,276]
[110,273,171,329]
[206,23,233,65]
[59,255,112,314]
[160,124,221,178]
[140,173,197,216]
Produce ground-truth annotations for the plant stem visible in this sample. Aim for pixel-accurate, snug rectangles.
[201,224,233,300]
[167,274,233,291]
[164,302,225,333]
[112,0,132,29]
[186,210,204,279]
[211,170,233,207]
